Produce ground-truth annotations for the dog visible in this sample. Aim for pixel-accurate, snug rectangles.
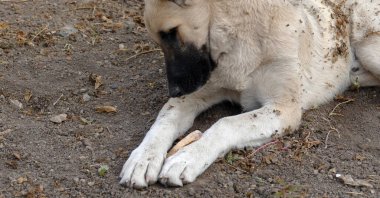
[120,0,380,188]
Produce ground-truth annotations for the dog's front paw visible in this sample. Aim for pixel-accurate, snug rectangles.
[159,144,211,187]
[119,145,165,188]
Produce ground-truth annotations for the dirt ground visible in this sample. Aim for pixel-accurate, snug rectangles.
[0,1,379,197]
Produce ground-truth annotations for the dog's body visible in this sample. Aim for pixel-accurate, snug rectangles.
[120,0,380,188]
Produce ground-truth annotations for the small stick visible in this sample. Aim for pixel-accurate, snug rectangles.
[106,127,112,134]
[53,94,64,106]
[225,163,249,174]
[31,25,49,42]
[126,49,161,62]
[167,130,202,157]
[329,99,354,116]
[245,140,280,159]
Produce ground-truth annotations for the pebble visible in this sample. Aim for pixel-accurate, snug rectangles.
[82,139,92,147]
[58,25,78,37]
[88,181,95,186]
[82,93,91,102]
[119,44,125,50]
[73,177,79,183]
[79,88,88,93]
[187,187,195,196]
[124,19,136,32]
[0,95,5,101]
[10,99,23,109]
[110,84,118,89]
[50,114,68,124]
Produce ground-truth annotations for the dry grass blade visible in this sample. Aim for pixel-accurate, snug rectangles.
[53,94,64,106]
[245,140,280,159]
[329,99,354,116]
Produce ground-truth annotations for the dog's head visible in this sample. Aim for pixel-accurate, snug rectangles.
[144,0,215,97]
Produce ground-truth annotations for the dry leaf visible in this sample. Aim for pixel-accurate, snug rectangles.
[50,114,68,124]
[354,154,366,161]
[95,106,117,113]
[79,117,92,125]
[17,176,28,184]
[24,90,33,102]
[95,76,102,89]
[13,151,21,160]
[89,73,103,90]
[167,130,202,157]
[336,174,373,188]
[0,22,9,30]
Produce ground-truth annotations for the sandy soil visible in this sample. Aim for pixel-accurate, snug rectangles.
[0,1,379,197]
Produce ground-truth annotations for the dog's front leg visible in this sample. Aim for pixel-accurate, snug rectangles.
[159,104,302,186]
[119,88,231,188]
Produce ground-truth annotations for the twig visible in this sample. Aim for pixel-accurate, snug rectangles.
[225,163,249,174]
[31,25,49,42]
[322,117,340,148]
[345,192,365,196]
[245,140,280,159]
[329,99,355,116]
[126,49,161,61]
[52,94,64,106]
[106,127,112,134]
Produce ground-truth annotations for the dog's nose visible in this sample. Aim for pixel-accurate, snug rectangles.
[169,86,183,97]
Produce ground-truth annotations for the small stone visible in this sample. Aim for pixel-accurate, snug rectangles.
[88,181,95,186]
[10,99,23,109]
[82,139,91,147]
[110,84,118,89]
[125,19,136,31]
[50,114,67,124]
[159,69,163,74]
[118,44,125,50]
[82,93,91,102]
[0,95,5,101]
[73,177,79,183]
[188,187,195,196]
[79,88,88,93]
[313,169,319,174]
[80,179,86,183]
[59,25,78,37]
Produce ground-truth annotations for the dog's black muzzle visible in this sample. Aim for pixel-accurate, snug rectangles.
[159,28,216,98]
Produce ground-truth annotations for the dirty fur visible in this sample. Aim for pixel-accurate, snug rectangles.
[120,0,380,188]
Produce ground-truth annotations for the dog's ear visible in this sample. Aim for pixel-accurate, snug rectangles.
[168,0,193,7]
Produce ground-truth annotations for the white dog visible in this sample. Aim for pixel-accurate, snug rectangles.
[120,0,380,188]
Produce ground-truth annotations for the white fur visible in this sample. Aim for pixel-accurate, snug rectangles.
[120,0,380,188]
